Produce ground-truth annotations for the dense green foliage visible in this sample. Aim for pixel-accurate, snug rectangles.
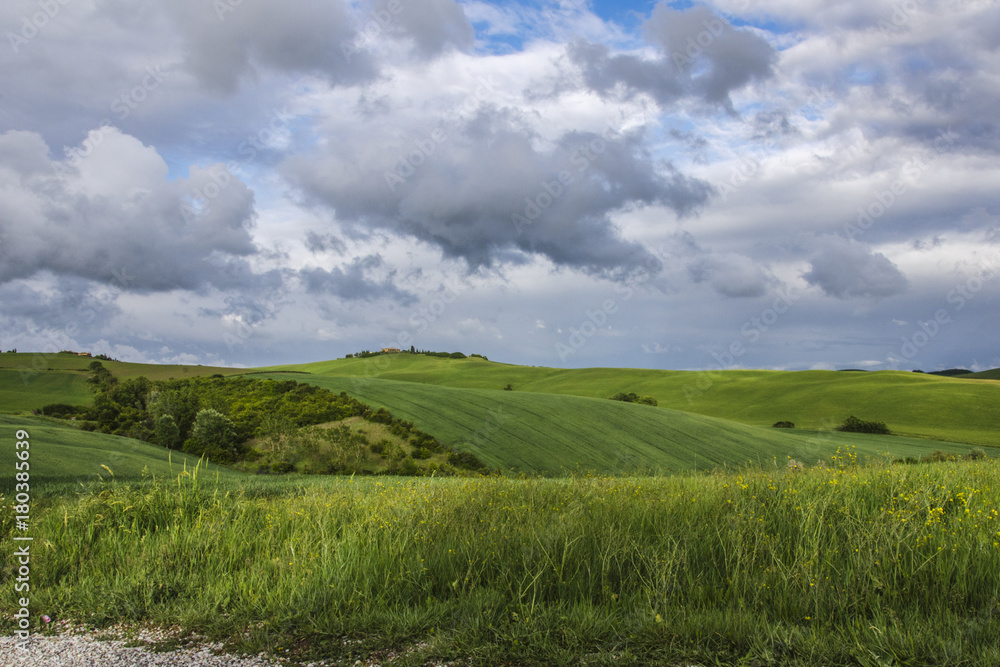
[4,458,999,665]
[772,421,795,428]
[836,415,891,434]
[609,391,658,406]
[73,364,486,474]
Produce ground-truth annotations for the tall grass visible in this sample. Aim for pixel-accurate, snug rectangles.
[4,453,1000,665]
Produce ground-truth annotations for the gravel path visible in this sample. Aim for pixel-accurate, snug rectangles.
[1,625,300,667]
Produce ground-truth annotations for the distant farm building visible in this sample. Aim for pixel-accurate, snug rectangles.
[381,348,401,354]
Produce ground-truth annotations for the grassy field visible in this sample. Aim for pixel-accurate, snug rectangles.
[0,415,239,489]
[0,351,241,381]
[264,373,983,476]
[0,369,92,413]
[265,355,1000,446]
[3,459,999,665]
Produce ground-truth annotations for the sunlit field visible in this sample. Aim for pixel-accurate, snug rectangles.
[4,451,999,665]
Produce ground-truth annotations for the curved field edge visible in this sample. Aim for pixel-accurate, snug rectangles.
[3,463,999,666]
[262,356,1000,447]
[263,373,982,476]
[0,414,241,489]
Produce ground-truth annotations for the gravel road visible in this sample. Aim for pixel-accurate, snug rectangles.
[1,625,299,667]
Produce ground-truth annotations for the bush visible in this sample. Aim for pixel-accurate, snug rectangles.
[448,451,489,471]
[155,414,181,449]
[609,392,658,406]
[411,447,432,459]
[836,415,890,435]
[772,421,795,429]
[191,408,240,462]
[40,404,87,418]
[966,448,987,461]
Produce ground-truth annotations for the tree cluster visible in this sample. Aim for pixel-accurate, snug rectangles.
[608,392,658,406]
[836,415,890,435]
[61,362,488,474]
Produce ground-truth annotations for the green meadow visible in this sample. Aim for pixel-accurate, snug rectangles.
[0,414,237,490]
[2,352,999,664]
[267,355,1000,446]
[3,459,999,665]
[262,372,982,476]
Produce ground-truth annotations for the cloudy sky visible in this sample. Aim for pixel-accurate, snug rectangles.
[1,0,998,372]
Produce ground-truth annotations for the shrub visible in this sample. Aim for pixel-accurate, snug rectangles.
[190,408,240,462]
[965,448,987,461]
[836,415,890,435]
[609,392,658,406]
[155,414,181,449]
[40,404,87,418]
[370,439,391,455]
[448,451,489,471]
[411,447,432,459]
[772,421,795,429]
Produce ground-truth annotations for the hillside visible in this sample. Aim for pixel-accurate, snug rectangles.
[961,368,1000,380]
[263,372,979,475]
[265,355,1000,447]
[0,414,239,489]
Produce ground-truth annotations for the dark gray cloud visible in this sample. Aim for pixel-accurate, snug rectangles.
[160,0,377,93]
[301,255,416,304]
[567,3,777,112]
[0,128,259,291]
[803,236,908,298]
[287,108,713,278]
[368,0,474,58]
[689,253,771,298]
[0,277,122,335]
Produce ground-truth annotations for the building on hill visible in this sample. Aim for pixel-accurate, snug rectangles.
[381,348,401,354]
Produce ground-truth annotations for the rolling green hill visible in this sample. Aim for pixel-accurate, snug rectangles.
[0,369,92,412]
[0,352,244,414]
[0,351,241,380]
[962,368,1000,380]
[262,372,979,475]
[265,355,1000,447]
[0,414,240,489]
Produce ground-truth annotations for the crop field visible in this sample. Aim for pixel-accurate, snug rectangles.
[3,457,999,665]
[266,373,983,476]
[267,356,1000,446]
[0,415,238,489]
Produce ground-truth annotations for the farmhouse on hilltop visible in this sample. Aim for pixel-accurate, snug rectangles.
[381,347,401,354]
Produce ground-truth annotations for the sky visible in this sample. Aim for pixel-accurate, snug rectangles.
[1,0,998,372]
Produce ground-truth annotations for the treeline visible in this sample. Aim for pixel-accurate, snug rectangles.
[43,362,488,475]
[344,348,487,361]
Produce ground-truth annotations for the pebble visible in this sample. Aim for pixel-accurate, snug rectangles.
[0,624,290,667]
